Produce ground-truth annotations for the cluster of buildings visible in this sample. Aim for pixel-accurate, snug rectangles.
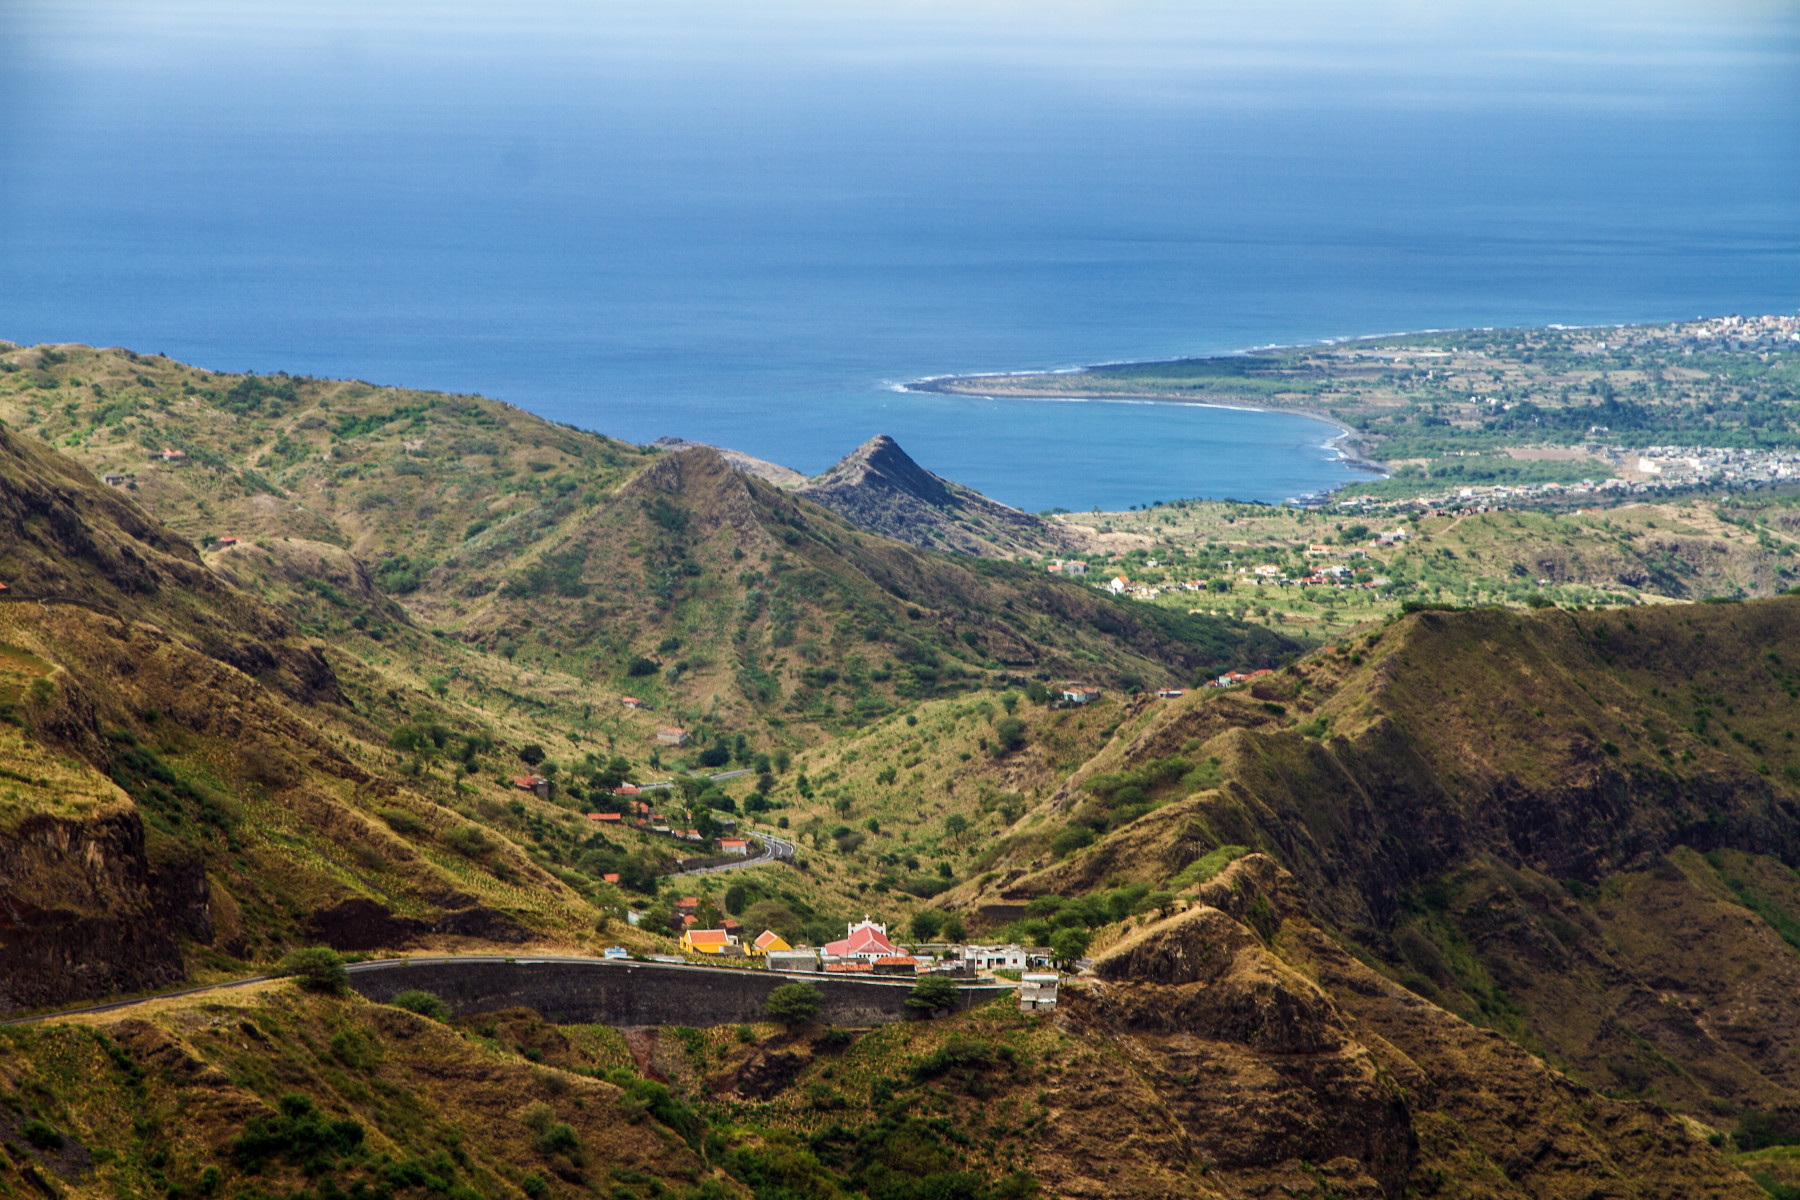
[672,916,1060,982]
[1620,445,1800,489]
[578,798,743,848]
[1630,312,1800,354]
[1207,668,1275,689]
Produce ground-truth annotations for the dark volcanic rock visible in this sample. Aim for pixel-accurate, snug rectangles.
[795,435,1068,559]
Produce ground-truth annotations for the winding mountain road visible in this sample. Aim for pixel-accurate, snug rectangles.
[667,832,796,877]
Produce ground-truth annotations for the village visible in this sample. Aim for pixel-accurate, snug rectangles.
[634,913,1058,1007]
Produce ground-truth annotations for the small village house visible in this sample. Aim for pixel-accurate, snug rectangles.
[511,775,550,798]
[680,928,739,956]
[621,696,643,710]
[1019,973,1059,1012]
[718,838,749,856]
[1060,684,1100,705]
[751,929,792,956]
[961,943,1028,971]
[656,727,690,746]
[766,948,818,972]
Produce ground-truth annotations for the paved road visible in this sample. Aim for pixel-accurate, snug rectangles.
[3,949,999,1027]
[634,768,751,792]
[667,833,796,878]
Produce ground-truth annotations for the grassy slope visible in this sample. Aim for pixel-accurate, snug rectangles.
[944,597,1800,1134]
[0,344,1296,741]
[0,345,1310,992]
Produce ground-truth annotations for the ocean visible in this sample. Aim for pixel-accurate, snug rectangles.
[1,0,1796,512]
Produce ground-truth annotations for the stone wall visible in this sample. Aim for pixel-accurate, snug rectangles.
[346,957,1012,1026]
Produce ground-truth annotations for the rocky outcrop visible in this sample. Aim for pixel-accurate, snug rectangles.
[1081,876,1412,1196]
[0,810,212,1014]
[795,435,1069,559]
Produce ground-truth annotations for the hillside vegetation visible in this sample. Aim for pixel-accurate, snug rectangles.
[3,341,1800,1198]
[947,599,1800,1142]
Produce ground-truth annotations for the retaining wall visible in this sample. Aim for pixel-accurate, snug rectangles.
[347,957,1012,1026]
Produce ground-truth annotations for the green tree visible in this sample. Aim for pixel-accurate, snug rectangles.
[765,981,822,1027]
[742,899,804,943]
[992,717,1028,756]
[276,947,349,996]
[1050,927,1091,969]
[943,813,970,844]
[905,974,960,1016]
[910,910,944,942]
[941,914,967,943]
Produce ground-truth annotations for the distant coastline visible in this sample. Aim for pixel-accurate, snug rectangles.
[907,313,1800,510]
[902,358,1391,493]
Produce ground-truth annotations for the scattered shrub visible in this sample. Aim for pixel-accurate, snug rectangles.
[765,981,823,1027]
[905,974,960,1016]
[391,989,452,1022]
[21,1120,64,1151]
[231,1093,365,1172]
[276,947,349,995]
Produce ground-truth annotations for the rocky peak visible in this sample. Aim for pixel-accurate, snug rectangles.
[809,435,954,507]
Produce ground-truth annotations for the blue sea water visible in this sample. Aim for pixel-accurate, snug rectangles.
[1,1,1796,511]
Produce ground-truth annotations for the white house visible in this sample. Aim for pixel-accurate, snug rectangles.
[1106,575,1130,595]
[962,943,1028,971]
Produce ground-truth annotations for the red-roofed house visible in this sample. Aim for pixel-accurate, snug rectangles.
[752,930,792,955]
[680,929,736,955]
[621,697,643,709]
[872,955,917,977]
[656,727,690,746]
[674,896,699,915]
[719,838,749,856]
[602,873,620,884]
[616,785,643,797]
[823,917,901,962]
[825,961,873,974]
[511,775,550,798]
[587,812,622,823]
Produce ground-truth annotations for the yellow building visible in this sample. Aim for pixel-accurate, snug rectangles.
[750,929,792,956]
[681,929,734,955]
